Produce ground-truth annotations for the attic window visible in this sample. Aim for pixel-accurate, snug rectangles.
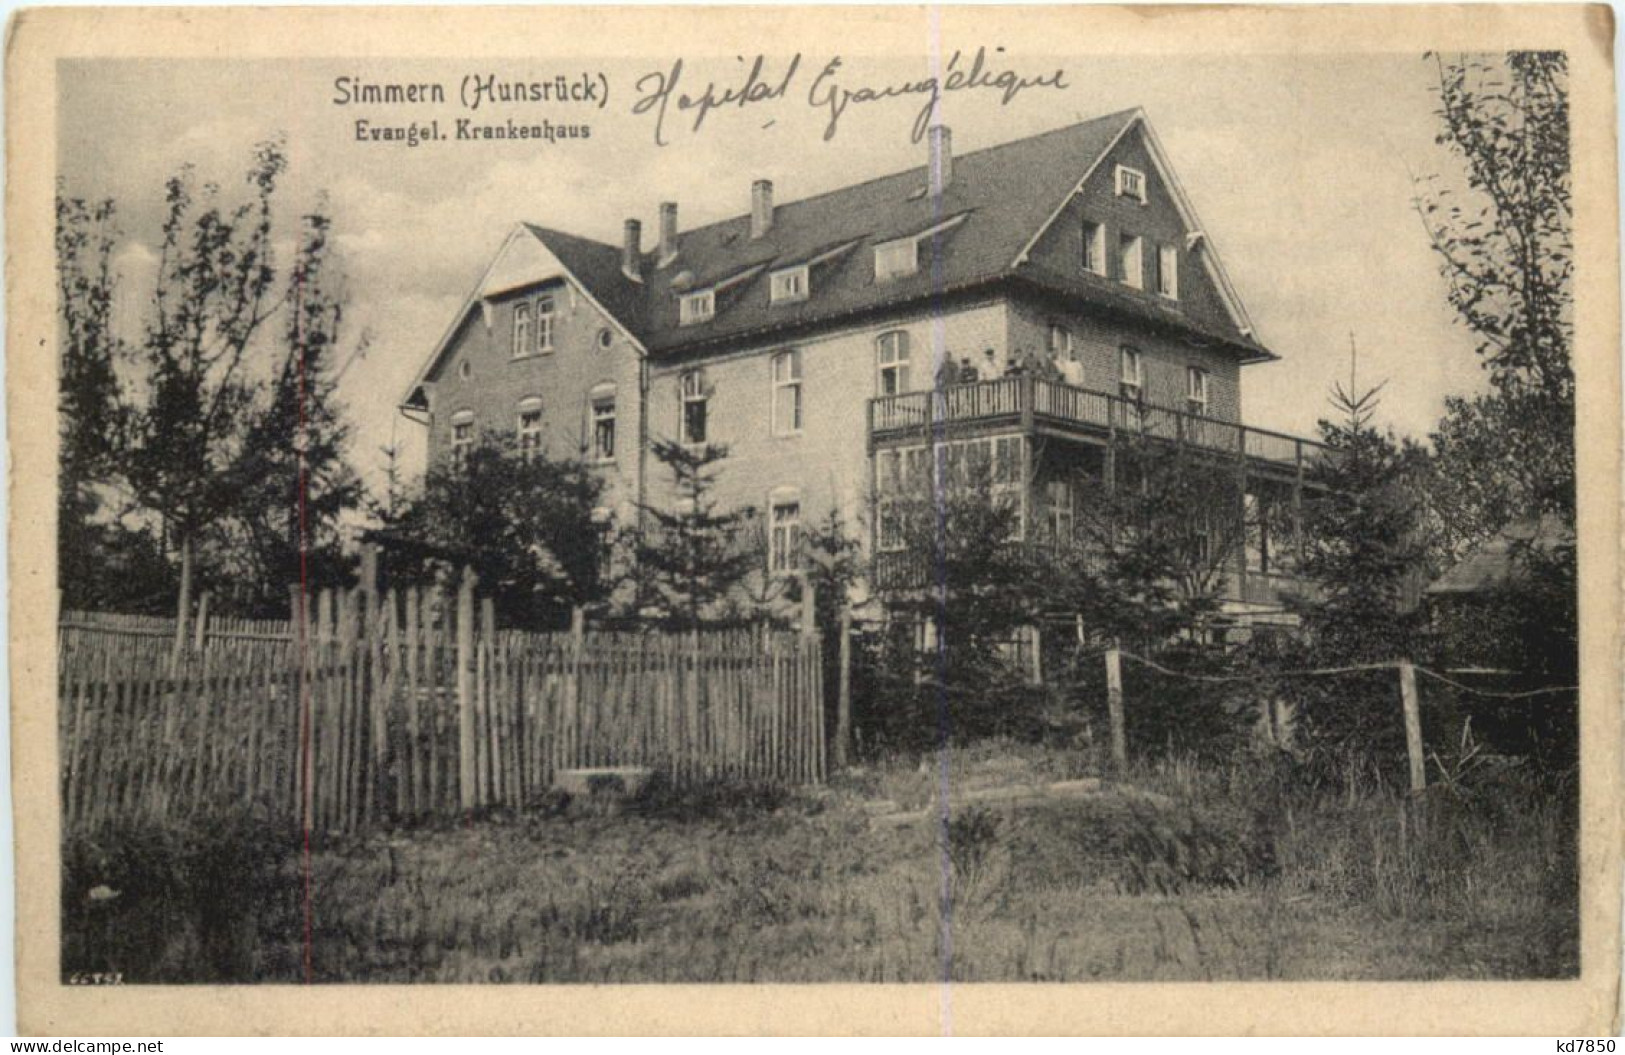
[679,289,715,326]
[770,266,809,305]
[1116,165,1147,203]
[874,239,918,282]
[873,214,969,284]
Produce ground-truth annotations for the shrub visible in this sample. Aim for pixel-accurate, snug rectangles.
[61,810,301,983]
[627,772,791,821]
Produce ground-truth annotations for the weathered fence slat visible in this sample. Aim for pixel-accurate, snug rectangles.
[59,595,827,835]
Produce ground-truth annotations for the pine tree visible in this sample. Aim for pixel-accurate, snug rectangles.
[1062,418,1242,652]
[632,440,758,629]
[1294,383,1434,665]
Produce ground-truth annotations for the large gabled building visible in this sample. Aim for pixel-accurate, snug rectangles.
[400,108,1323,619]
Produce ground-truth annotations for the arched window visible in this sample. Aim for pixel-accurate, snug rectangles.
[516,397,543,461]
[589,382,616,462]
[679,370,707,445]
[512,302,531,358]
[449,410,475,472]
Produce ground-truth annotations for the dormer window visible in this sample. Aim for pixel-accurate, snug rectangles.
[873,215,969,285]
[874,238,918,282]
[679,290,715,326]
[1115,164,1147,203]
[770,266,809,304]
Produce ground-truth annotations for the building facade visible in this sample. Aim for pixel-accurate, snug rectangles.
[401,109,1324,621]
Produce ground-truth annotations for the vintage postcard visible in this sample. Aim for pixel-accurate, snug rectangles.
[7,3,1621,1037]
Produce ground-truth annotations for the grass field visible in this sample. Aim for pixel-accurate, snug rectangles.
[62,741,1578,983]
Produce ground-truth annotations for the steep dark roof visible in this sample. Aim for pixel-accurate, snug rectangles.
[522,223,650,333]
[520,109,1268,361]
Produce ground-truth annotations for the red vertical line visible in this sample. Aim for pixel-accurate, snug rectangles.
[291,270,316,985]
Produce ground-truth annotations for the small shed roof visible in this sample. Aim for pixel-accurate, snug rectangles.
[1426,514,1574,596]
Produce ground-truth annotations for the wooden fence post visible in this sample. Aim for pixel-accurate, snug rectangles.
[1029,624,1043,686]
[564,606,585,778]
[800,576,817,638]
[1105,646,1127,771]
[1399,660,1426,794]
[835,609,852,770]
[192,591,211,652]
[456,567,477,811]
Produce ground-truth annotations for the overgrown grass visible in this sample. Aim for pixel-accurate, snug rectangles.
[62,743,1578,983]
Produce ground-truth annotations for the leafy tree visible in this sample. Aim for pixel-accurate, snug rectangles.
[631,440,759,629]
[382,436,609,630]
[123,140,289,621]
[56,191,125,501]
[224,208,363,613]
[1418,51,1573,532]
[56,191,165,611]
[1418,51,1577,696]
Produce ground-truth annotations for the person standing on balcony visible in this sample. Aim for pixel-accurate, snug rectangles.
[958,356,981,384]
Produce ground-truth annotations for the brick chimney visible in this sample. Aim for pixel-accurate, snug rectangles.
[928,125,952,196]
[621,219,642,282]
[658,202,679,266]
[750,179,774,239]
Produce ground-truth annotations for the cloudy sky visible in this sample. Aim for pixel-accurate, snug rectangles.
[60,50,1487,504]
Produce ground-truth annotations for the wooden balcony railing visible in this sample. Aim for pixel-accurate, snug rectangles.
[869,376,1329,474]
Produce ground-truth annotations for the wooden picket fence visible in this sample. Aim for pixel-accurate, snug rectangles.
[58,578,826,835]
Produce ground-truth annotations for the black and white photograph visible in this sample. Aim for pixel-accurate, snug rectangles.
[9,3,1621,1036]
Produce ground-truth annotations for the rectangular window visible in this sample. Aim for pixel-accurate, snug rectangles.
[450,416,474,472]
[770,267,809,304]
[512,303,531,358]
[1157,245,1179,299]
[876,330,911,395]
[1245,493,1269,574]
[770,500,802,573]
[1118,233,1144,289]
[1186,366,1209,416]
[517,403,543,461]
[679,290,715,326]
[1043,478,1075,545]
[1119,347,1144,401]
[877,328,916,395]
[771,349,803,435]
[592,397,616,462]
[1115,164,1147,203]
[534,293,556,352]
[874,238,918,282]
[1048,324,1073,362]
[1081,220,1105,275]
[680,371,707,445]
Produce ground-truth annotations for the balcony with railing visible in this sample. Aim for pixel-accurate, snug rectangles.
[868,376,1328,477]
